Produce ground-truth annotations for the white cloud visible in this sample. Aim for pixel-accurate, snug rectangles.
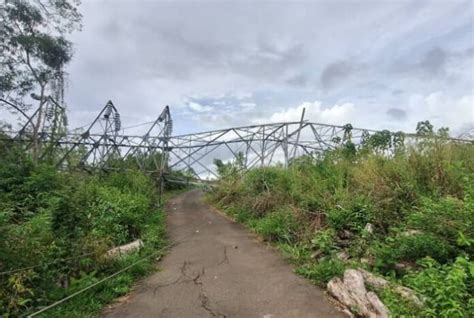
[406,91,474,134]
[252,92,473,136]
[262,101,356,125]
[240,102,256,108]
[188,102,212,113]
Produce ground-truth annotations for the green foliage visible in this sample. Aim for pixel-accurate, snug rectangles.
[252,208,299,243]
[372,232,455,271]
[0,143,168,317]
[407,195,474,256]
[296,257,345,285]
[2,0,81,103]
[380,287,421,317]
[310,229,337,255]
[403,256,474,317]
[88,186,150,245]
[278,242,311,265]
[214,151,246,179]
[209,120,474,316]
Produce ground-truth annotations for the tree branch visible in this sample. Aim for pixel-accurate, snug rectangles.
[0,98,32,122]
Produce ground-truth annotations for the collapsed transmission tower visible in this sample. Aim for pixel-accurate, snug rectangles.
[2,100,472,183]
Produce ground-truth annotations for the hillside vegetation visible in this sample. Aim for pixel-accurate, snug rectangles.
[0,139,172,317]
[209,122,474,317]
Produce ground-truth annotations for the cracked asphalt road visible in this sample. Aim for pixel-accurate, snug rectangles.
[103,189,343,318]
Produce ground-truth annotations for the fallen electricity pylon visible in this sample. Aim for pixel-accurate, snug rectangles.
[2,100,472,183]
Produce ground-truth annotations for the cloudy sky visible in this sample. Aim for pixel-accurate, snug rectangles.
[64,0,473,136]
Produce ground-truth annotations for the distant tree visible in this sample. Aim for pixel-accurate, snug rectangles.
[392,131,405,154]
[0,0,82,160]
[214,152,246,178]
[416,120,434,137]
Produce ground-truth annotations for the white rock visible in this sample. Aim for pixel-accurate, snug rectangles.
[106,239,143,258]
[364,223,374,234]
[327,269,389,318]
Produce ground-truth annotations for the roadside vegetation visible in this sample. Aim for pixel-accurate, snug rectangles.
[209,122,474,317]
[0,137,186,317]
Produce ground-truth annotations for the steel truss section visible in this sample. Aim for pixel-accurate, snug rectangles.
[166,121,367,179]
[3,100,472,181]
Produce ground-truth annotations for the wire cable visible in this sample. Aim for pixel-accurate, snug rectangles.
[27,249,163,317]
[0,252,98,276]
[121,120,156,131]
[26,217,213,317]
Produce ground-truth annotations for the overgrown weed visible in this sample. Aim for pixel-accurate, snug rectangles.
[208,121,474,316]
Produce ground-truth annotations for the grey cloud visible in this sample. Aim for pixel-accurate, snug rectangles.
[419,47,447,75]
[232,42,306,80]
[87,3,307,84]
[320,61,358,90]
[286,74,308,87]
[60,0,473,134]
[387,108,407,121]
[391,46,463,78]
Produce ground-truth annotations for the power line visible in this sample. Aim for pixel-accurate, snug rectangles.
[121,120,156,131]
[27,219,213,317]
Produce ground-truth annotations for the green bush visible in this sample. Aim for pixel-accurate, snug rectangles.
[0,142,167,316]
[404,256,474,317]
[326,194,374,232]
[89,186,150,245]
[253,208,299,243]
[310,228,337,255]
[295,257,345,285]
[407,195,474,257]
[372,233,455,271]
[209,121,474,316]
[278,242,311,265]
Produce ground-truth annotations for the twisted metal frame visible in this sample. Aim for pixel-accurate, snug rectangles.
[2,100,472,181]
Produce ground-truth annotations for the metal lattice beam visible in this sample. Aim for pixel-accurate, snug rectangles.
[2,101,472,182]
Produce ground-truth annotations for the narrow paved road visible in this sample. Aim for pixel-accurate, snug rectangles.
[104,189,343,318]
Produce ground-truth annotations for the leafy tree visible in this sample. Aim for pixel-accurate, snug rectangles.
[392,131,405,153]
[416,120,434,136]
[1,0,81,160]
[214,152,246,178]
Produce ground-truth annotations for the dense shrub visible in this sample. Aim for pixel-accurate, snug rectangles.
[403,256,474,317]
[0,142,167,317]
[252,208,300,243]
[209,122,474,316]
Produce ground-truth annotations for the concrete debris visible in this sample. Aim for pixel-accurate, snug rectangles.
[106,239,143,258]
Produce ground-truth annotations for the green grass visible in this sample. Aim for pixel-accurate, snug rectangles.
[208,123,474,317]
[42,189,188,318]
[0,139,189,317]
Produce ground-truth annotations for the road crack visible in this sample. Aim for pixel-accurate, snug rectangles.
[152,261,194,295]
[217,246,229,266]
[193,266,226,317]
